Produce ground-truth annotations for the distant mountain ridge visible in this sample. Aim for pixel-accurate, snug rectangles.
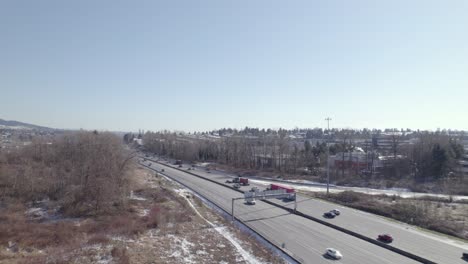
[0,118,53,130]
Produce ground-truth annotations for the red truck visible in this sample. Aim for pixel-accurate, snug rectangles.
[269,183,294,193]
[269,183,296,200]
[226,177,250,186]
[239,178,249,186]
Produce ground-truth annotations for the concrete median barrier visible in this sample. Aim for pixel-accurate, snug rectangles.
[140,157,437,264]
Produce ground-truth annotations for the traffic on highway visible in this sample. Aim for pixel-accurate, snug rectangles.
[140,154,468,263]
[141,155,468,263]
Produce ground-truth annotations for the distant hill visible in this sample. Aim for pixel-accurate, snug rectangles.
[0,118,53,130]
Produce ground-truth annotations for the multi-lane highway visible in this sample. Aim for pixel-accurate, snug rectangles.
[144,157,468,264]
[177,162,468,264]
[142,159,422,264]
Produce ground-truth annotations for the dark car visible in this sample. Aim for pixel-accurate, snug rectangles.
[324,212,336,218]
[378,234,393,243]
[463,252,468,260]
[331,209,340,215]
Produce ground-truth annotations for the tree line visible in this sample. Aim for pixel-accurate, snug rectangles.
[0,131,133,216]
[138,129,466,184]
[141,130,329,174]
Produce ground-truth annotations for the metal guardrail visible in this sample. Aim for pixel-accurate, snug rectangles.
[138,161,302,264]
[140,157,437,264]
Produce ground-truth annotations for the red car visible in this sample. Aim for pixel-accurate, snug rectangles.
[378,234,393,243]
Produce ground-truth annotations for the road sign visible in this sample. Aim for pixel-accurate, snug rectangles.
[232,189,298,221]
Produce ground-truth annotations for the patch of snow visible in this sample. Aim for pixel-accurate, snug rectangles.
[167,234,196,263]
[146,229,160,238]
[196,250,208,255]
[177,190,263,264]
[0,125,31,130]
[111,236,135,243]
[129,190,147,201]
[141,162,296,263]
[169,250,181,258]
[139,209,149,216]
[72,244,114,264]
[25,207,48,220]
[250,179,468,202]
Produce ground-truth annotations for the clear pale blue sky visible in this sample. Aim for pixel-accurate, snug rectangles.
[1,1,467,132]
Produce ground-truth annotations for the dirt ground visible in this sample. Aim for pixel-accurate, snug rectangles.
[0,165,285,264]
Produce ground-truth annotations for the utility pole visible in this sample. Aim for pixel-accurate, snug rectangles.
[325,117,332,196]
[232,198,235,221]
[325,117,332,131]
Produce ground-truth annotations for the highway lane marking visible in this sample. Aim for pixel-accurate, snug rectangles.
[144,160,435,263]
[146,161,412,264]
[141,162,302,263]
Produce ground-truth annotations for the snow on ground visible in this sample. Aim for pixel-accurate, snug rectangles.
[140,161,295,263]
[50,244,115,264]
[111,236,136,243]
[138,209,149,217]
[0,125,31,130]
[83,244,114,264]
[129,190,147,201]
[167,234,196,263]
[175,189,263,264]
[249,179,468,201]
[183,158,468,201]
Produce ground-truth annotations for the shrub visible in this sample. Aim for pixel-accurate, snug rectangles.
[87,234,109,245]
[111,246,130,264]
[0,132,133,216]
[335,191,362,203]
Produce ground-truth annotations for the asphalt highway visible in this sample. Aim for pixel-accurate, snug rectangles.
[148,158,468,264]
[143,160,421,264]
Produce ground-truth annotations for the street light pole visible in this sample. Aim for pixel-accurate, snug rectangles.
[325,117,332,196]
[231,198,235,221]
[327,144,330,196]
[325,117,331,131]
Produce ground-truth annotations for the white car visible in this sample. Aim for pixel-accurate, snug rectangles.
[246,199,256,205]
[326,248,342,260]
[250,187,259,192]
[331,209,340,215]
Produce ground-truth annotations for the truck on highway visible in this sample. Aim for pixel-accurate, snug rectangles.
[226,177,250,186]
[239,178,249,186]
[268,183,296,200]
[268,183,294,193]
